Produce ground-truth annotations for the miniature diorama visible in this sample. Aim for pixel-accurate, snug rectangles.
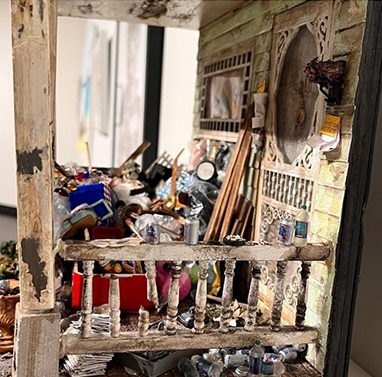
[4,0,374,377]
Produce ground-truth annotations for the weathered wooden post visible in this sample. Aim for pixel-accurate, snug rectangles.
[10,0,60,375]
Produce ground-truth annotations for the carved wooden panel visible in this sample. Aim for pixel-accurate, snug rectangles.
[258,1,333,239]
[263,2,331,173]
[256,1,334,322]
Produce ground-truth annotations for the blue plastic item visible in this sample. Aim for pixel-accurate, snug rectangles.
[69,183,113,220]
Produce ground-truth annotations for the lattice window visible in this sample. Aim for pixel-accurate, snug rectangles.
[262,170,314,212]
[199,50,253,135]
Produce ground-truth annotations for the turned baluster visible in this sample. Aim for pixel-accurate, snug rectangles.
[244,261,261,331]
[145,259,159,309]
[165,261,182,335]
[193,260,209,334]
[270,261,287,332]
[295,262,311,329]
[219,259,236,334]
[109,274,120,338]
[81,260,94,338]
[138,306,150,337]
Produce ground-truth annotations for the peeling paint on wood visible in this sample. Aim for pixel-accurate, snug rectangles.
[16,148,43,175]
[17,23,24,38]
[56,240,332,262]
[20,238,47,301]
[136,0,168,20]
[200,0,305,45]
[60,326,319,356]
[333,23,366,56]
[335,0,367,32]
[37,0,44,21]
[57,0,248,30]
[317,161,348,189]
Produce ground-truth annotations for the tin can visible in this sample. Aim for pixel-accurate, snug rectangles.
[184,218,199,245]
[279,347,298,362]
[293,344,307,352]
[271,345,286,353]
[277,219,295,246]
[146,223,160,244]
[224,354,249,368]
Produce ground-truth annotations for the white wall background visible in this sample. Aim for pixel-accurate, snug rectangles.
[0,0,17,207]
[158,28,199,167]
[0,10,87,207]
[56,17,87,167]
[1,11,198,207]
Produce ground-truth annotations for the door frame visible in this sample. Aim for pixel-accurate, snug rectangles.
[325,1,382,375]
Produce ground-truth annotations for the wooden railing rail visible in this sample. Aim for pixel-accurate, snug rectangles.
[55,240,331,262]
[56,241,331,357]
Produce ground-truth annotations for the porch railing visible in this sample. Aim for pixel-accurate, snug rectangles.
[55,240,331,357]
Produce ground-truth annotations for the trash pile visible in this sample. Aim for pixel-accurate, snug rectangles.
[53,140,236,312]
[116,342,307,377]
[53,140,234,246]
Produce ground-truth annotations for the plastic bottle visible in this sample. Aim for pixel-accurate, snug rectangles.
[249,340,265,375]
[178,358,200,377]
[294,205,309,246]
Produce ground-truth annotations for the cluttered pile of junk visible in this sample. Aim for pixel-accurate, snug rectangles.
[53,124,306,376]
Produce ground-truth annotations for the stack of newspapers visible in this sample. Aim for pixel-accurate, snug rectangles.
[63,314,113,376]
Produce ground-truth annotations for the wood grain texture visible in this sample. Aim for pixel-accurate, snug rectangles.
[13,306,61,377]
[204,128,246,241]
[61,326,319,355]
[11,0,57,312]
[56,240,332,262]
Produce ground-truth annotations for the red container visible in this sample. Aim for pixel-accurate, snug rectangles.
[71,270,153,312]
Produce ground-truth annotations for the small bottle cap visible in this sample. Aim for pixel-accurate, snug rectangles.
[301,205,307,210]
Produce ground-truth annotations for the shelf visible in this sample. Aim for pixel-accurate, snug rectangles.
[55,239,331,262]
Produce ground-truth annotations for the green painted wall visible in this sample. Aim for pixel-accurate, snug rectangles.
[194,0,368,372]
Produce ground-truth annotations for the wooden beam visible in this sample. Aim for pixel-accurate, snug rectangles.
[56,240,332,262]
[11,0,57,311]
[61,326,319,355]
[57,0,248,30]
[11,0,60,375]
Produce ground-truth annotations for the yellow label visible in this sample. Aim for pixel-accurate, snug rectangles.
[320,115,341,137]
